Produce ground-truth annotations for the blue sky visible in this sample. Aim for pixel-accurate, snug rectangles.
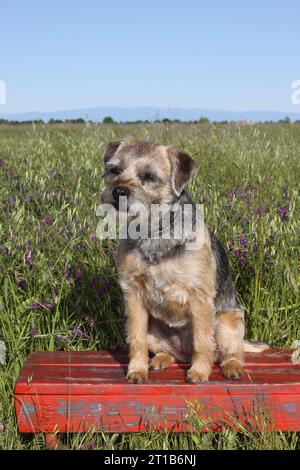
[1,0,299,113]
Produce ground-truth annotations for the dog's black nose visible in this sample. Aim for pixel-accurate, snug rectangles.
[112,186,130,202]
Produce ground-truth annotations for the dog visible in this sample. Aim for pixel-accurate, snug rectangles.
[101,138,267,384]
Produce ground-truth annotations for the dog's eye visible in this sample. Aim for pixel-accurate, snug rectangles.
[142,173,157,183]
[106,167,120,176]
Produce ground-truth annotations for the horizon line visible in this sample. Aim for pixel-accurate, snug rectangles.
[1,105,300,116]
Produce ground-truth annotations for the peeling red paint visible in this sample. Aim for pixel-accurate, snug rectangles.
[14,349,300,434]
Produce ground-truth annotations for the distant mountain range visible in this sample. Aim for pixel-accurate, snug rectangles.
[1,107,300,123]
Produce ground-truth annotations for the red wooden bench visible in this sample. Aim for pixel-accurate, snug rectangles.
[14,349,300,447]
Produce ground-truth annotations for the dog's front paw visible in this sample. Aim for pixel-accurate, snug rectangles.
[186,368,210,383]
[127,369,148,384]
[221,360,244,379]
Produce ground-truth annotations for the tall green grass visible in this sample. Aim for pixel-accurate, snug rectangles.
[0,122,299,449]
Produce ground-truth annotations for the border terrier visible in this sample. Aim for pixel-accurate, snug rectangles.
[101,138,267,384]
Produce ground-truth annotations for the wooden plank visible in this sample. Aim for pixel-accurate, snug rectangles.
[16,364,300,383]
[15,367,300,396]
[15,349,300,396]
[15,392,300,433]
[23,349,295,367]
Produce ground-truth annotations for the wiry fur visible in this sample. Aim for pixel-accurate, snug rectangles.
[101,138,268,383]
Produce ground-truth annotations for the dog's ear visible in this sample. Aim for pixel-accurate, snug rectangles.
[103,141,122,163]
[168,148,198,196]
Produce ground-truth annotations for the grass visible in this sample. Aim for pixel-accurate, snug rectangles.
[0,122,299,450]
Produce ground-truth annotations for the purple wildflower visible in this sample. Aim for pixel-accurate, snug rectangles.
[88,274,102,288]
[108,247,116,264]
[243,193,253,205]
[29,301,53,310]
[90,232,98,243]
[28,327,38,337]
[65,266,72,284]
[0,245,10,257]
[25,241,33,269]
[41,301,53,309]
[277,205,289,222]
[16,276,27,291]
[85,315,95,329]
[225,190,234,203]
[239,234,247,249]
[256,204,267,215]
[99,278,112,296]
[75,267,83,281]
[235,188,244,197]
[0,422,4,433]
[234,248,244,264]
[43,213,52,226]
[75,267,83,288]
[8,195,16,205]
[71,326,90,339]
[29,302,41,309]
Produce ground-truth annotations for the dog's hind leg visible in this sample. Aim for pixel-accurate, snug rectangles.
[215,309,245,379]
[149,352,176,371]
[147,326,176,371]
[147,317,190,370]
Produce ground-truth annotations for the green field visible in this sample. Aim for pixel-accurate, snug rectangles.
[0,122,299,450]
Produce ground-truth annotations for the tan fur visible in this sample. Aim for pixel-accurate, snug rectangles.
[187,294,216,382]
[124,290,149,383]
[215,310,245,378]
[149,352,175,370]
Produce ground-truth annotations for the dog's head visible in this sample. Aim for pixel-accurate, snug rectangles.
[101,138,197,218]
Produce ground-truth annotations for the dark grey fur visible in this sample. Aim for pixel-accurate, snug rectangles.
[209,230,243,314]
[126,191,191,264]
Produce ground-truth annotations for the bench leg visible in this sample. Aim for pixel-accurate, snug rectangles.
[45,432,60,449]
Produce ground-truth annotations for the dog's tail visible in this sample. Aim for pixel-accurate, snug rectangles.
[243,340,269,353]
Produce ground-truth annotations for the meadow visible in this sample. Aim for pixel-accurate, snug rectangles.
[0,122,299,450]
